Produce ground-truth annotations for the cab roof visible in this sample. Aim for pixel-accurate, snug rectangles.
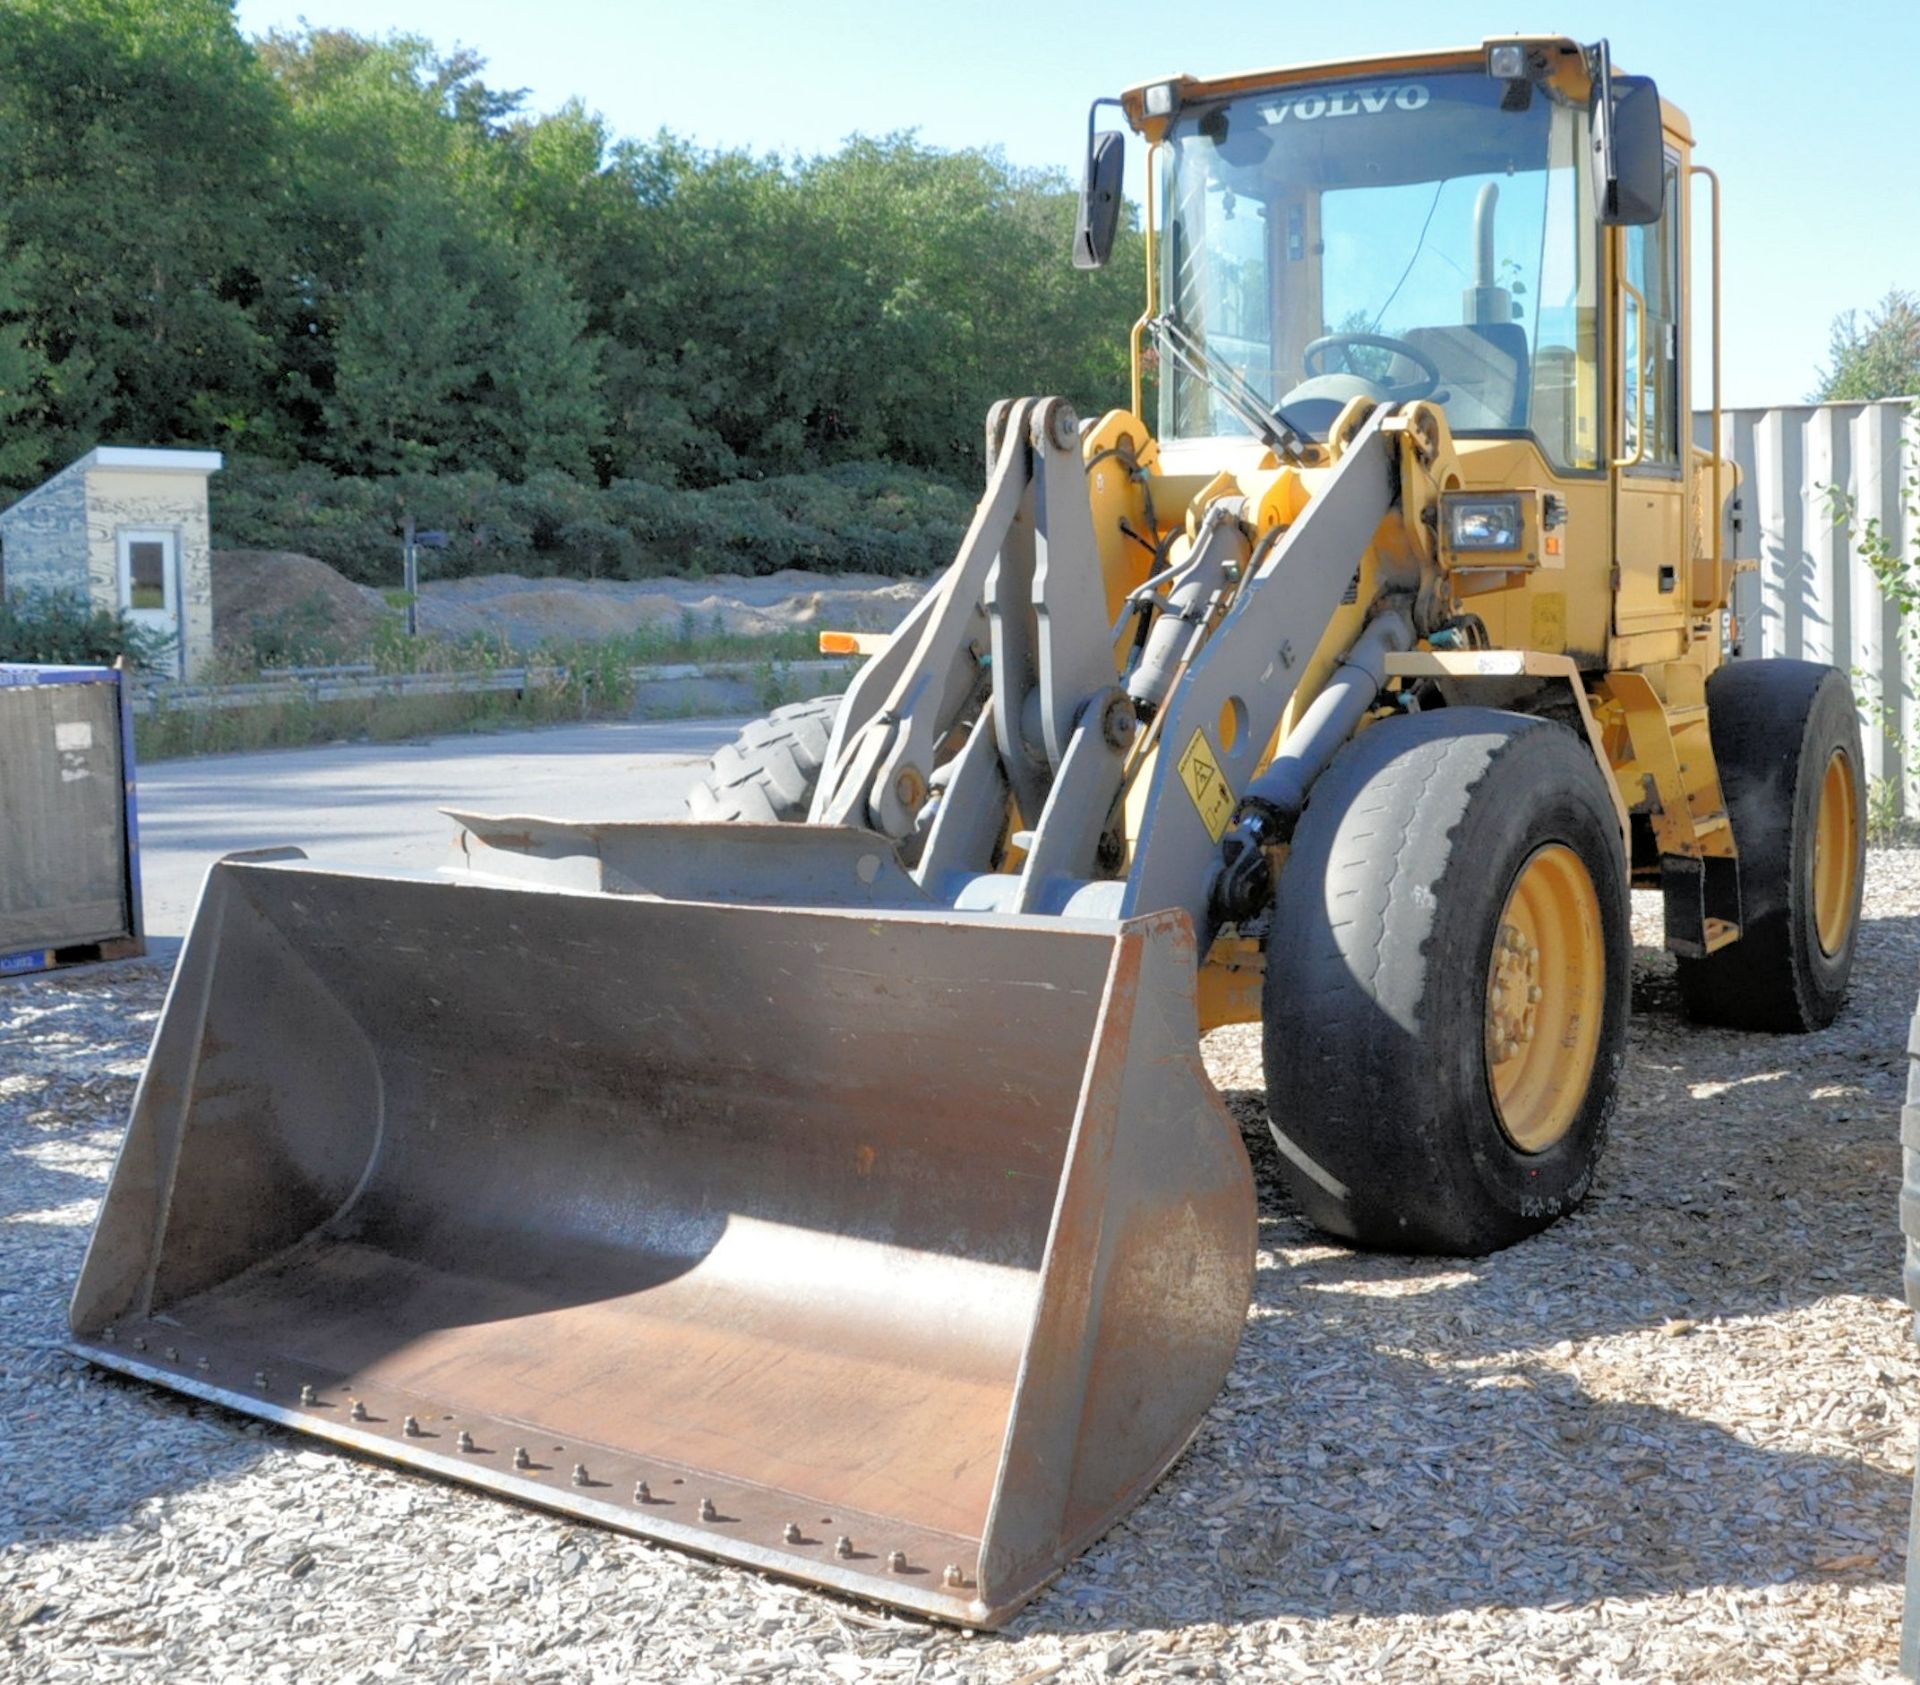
[1117,38,1692,148]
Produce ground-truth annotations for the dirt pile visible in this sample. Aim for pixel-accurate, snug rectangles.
[212,549,390,659]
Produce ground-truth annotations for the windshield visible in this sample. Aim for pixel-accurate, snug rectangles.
[1158,68,1600,468]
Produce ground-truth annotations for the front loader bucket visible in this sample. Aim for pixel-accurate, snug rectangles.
[71,857,1254,1625]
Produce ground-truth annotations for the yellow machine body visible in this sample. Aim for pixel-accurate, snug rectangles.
[1065,38,1751,1024]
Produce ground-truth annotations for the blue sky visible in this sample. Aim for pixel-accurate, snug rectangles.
[234,0,1919,409]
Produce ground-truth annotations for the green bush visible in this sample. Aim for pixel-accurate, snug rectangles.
[220,590,367,671]
[212,456,974,587]
[0,587,175,668]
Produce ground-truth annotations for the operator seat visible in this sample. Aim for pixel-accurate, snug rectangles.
[1403,324,1531,431]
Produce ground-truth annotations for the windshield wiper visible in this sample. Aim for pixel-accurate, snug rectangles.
[1150,315,1308,460]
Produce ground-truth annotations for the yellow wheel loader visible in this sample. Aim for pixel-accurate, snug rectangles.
[73,36,1866,1627]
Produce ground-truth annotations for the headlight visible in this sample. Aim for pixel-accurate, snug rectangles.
[1143,82,1178,118]
[1445,494,1525,553]
[1486,43,1528,80]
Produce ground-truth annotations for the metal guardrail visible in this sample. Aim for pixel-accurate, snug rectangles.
[129,658,854,716]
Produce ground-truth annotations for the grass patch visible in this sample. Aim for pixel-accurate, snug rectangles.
[220,596,827,675]
[584,619,822,668]
[135,677,627,760]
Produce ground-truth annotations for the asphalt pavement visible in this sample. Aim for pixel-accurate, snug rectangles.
[132,718,743,938]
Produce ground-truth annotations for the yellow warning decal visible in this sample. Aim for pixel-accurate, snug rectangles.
[1177,729,1235,842]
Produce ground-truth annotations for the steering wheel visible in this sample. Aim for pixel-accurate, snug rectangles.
[1302,332,1441,402]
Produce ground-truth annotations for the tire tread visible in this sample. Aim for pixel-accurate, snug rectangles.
[685,694,843,824]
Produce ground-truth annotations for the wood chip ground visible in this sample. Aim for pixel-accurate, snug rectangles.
[4,854,1917,1682]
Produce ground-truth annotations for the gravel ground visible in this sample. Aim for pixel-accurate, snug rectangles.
[4,854,1918,1683]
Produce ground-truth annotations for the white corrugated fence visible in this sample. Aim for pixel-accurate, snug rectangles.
[1696,398,1920,815]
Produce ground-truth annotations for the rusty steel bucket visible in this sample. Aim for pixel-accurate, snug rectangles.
[70,852,1255,1625]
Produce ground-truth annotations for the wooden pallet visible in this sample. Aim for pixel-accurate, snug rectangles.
[0,936,145,979]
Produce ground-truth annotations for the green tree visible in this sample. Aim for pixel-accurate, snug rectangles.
[0,9,1146,515]
[256,28,499,457]
[799,135,1142,473]
[1813,288,1920,401]
[525,129,1146,488]
[0,0,281,459]
[0,253,56,488]
[260,28,605,479]
[324,209,482,474]
[466,248,606,478]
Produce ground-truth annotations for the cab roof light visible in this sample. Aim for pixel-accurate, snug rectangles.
[1487,43,1528,80]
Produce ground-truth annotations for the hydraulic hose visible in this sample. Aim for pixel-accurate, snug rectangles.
[1239,605,1416,831]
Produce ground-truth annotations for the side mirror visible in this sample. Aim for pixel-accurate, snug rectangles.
[1073,130,1125,270]
[1589,44,1665,227]
[1600,79,1665,225]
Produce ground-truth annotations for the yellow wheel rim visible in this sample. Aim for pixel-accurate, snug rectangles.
[1486,844,1606,1154]
[1812,747,1860,957]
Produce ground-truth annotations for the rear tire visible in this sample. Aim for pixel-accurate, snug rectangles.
[686,694,843,823]
[1675,660,1864,1031]
[1262,708,1630,1255]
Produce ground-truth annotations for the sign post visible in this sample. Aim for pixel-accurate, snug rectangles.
[402,517,419,637]
[400,521,449,637]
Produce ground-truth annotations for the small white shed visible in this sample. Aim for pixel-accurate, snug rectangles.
[0,446,224,680]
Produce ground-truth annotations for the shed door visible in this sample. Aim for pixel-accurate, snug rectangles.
[117,528,181,669]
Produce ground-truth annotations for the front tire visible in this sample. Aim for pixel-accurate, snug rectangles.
[1676,660,1864,1031]
[685,693,843,823]
[1262,709,1631,1255]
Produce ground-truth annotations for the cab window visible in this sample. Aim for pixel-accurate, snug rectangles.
[1160,69,1602,469]
[1621,157,1682,469]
